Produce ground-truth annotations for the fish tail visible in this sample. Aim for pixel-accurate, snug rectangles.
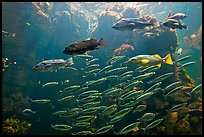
[164,54,173,65]
[66,57,74,66]
[149,18,158,27]
[141,128,146,133]
[99,38,107,47]
[182,23,188,29]
[167,10,172,18]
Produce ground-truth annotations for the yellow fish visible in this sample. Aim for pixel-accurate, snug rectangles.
[127,54,173,68]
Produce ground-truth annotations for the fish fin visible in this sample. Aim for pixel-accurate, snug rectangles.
[95,46,99,49]
[140,59,149,64]
[155,63,161,68]
[167,10,172,18]
[153,54,161,59]
[66,57,74,66]
[99,38,107,47]
[149,18,158,26]
[164,54,173,65]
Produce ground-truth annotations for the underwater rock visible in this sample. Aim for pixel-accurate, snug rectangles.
[2,91,30,117]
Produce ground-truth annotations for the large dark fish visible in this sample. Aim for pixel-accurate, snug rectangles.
[63,38,107,55]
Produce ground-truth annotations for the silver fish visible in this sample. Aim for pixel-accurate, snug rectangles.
[51,124,72,131]
[167,102,187,112]
[75,54,93,59]
[148,72,173,84]
[95,125,114,135]
[175,55,191,63]
[32,57,74,72]
[141,118,163,132]
[42,81,59,87]
[112,18,157,31]
[30,99,50,104]
[117,122,140,135]
[137,113,156,122]
[22,109,36,115]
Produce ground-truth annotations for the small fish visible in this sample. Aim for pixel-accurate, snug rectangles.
[167,12,187,21]
[75,54,93,59]
[79,106,100,115]
[97,65,112,74]
[80,101,101,109]
[86,58,99,65]
[105,67,127,75]
[120,90,144,101]
[120,74,133,82]
[86,78,107,86]
[162,81,182,93]
[175,55,191,63]
[66,67,78,71]
[143,32,159,38]
[107,55,125,64]
[120,71,133,78]
[186,83,202,95]
[83,64,100,71]
[52,110,67,116]
[84,68,100,75]
[73,122,91,127]
[133,105,147,113]
[2,30,16,37]
[148,72,174,84]
[61,85,81,93]
[120,101,137,108]
[136,92,153,103]
[177,61,196,69]
[130,72,155,81]
[105,75,119,80]
[26,22,31,26]
[103,88,123,97]
[58,95,75,102]
[42,82,59,87]
[74,131,94,135]
[177,48,182,56]
[117,122,140,135]
[22,109,36,115]
[51,124,72,131]
[32,57,74,72]
[127,54,173,68]
[141,118,163,132]
[95,125,114,135]
[61,79,70,85]
[144,82,162,93]
[101,104,117,116]
[77,95,100,103]
[30,99,50,104]
[79,90,99,98]
[134,66,145,71]
[139,65,157,73]
[109,107,133,124]
[76,115,96,121]
[63,38,107,55]
[167,102,187,112]
[123,81,143,91]
[137,113,156,122]
[152,87,162,94]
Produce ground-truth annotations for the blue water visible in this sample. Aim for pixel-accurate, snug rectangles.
[2,2,202,135]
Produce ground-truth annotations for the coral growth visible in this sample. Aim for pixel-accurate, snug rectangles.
[2,117,32,135]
